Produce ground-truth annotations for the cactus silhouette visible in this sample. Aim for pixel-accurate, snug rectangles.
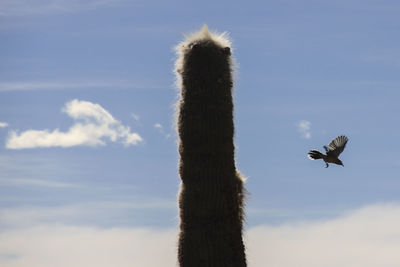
[175,25,247,267]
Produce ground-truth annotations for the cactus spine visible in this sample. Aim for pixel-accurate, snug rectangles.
[175,25,247,267]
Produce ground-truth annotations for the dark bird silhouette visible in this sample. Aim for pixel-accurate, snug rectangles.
[308,135,348,168]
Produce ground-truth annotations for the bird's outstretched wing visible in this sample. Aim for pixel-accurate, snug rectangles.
[326,135,348,157]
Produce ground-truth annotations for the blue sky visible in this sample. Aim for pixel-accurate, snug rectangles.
[1,0,400,266]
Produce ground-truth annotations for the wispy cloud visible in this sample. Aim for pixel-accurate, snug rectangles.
[154,123,171,138]
[0,122,8,128]
[0,178,78,188]
[0,200,176,228]
[131,113,140,122]
[0,0,125,16]
[297,120,311,139]
[0,80,153,92]
[6,99,143,149]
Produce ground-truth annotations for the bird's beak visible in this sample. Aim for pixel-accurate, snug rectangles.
[341,163,344,167]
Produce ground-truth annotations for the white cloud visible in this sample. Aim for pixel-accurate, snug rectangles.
[246,203,400,267]
[2,203,400,266]
[154,123,163,129]
[297,120,311,139]
[0,122,8,128]
[0,226,177,267]
[6,99,143,149]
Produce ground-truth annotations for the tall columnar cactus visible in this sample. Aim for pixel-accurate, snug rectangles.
[175,25,247,267]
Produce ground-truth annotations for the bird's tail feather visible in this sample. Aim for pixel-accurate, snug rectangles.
[308,150,323,160]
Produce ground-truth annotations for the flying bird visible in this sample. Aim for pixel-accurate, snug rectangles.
[308,135,348,168]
